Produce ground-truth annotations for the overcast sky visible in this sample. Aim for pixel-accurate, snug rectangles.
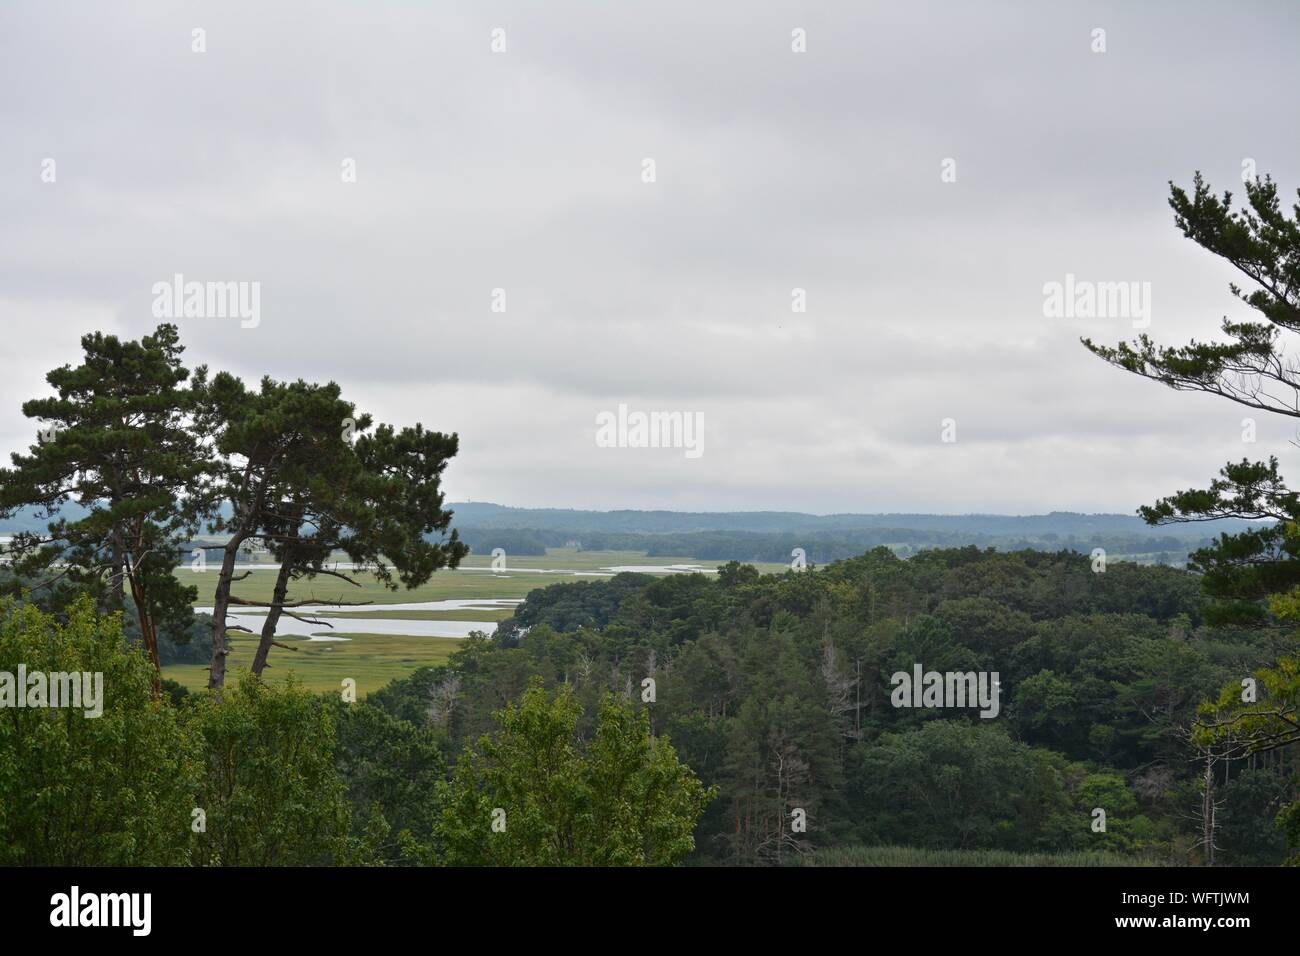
[3,1,1298,515]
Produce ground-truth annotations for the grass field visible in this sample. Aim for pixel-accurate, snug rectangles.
[165,548,783,697]
[199,548,771,608]
[164,632,463,695]
[798,846,1161,867]
[455,549,726,571]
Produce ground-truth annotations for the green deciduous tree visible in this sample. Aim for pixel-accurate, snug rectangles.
[437,678,714,865]
[847,720,1098,852]
[0,596,199,865]
[1191,630,1300,863]
[188,673,356,865]
[331,698,446,865]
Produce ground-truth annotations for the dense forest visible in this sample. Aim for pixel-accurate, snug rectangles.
[451,524,1217,565]
[371,548,1299,865]
[6,545,1296,866]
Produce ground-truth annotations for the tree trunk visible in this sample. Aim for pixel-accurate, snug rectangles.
[251,557,294,677]
[108,528,126,610]
[208,534,247,694]
[125,520,162,697]
[1201,755,1216,866]
[126,567,162,697]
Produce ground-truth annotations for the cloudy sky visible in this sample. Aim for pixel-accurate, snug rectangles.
[3,1,1298,514]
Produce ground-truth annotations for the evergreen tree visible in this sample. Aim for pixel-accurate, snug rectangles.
[0,324,202,680]
[1083,173,1300,621]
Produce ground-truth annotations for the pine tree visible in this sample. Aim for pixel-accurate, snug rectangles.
[1083,173,1300,621]
[0,324,202,681]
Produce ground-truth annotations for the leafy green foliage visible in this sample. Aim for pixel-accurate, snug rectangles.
[1218,767,1296,866]
[851,721,1068,851]
[365,547,1276,864]
[436,679,713,866]
[188,674,355,865]
[0,597,199,865]
[330,699,446,865]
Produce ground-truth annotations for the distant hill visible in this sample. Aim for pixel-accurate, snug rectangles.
[445,502,1259,539]
[5,500,1259,541]
[442,503,1267,566]
[0,503,91,535]
[3,501,1267,567]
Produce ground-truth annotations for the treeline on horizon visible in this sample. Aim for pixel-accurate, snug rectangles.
[446,501,1262,536]
[4,502,1235,566]
[451,524,1220,564]
[445,504,1262,565]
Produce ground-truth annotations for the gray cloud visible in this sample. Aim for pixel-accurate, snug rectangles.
[2,0,1298,513]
